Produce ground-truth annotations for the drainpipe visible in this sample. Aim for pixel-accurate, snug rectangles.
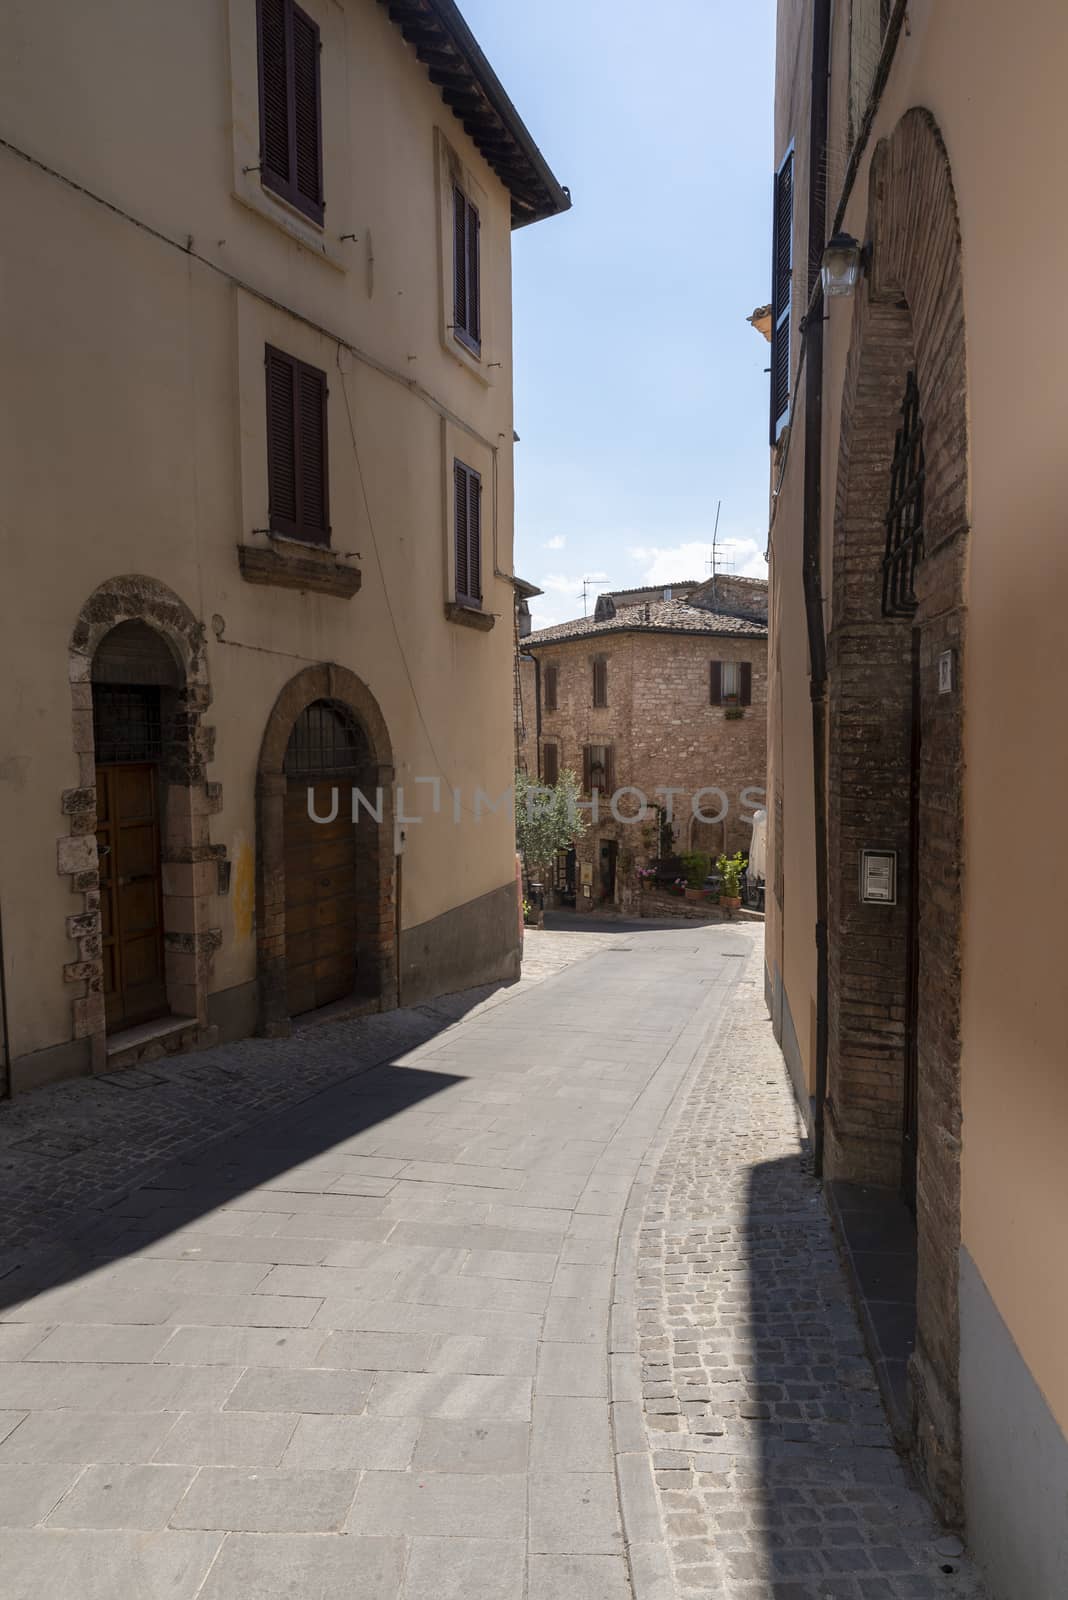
[805,0,832,1176]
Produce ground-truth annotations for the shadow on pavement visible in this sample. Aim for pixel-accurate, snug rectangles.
[0,998,479,1314]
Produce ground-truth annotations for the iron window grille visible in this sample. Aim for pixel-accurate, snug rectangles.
[92,686,163,764]
[284,699,368,776]
[882,370,926,617]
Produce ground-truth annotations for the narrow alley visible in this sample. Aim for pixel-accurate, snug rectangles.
[0,923,983,1599]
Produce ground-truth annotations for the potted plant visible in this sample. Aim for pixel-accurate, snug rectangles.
[716,852,745,910]
[680,852,711,901]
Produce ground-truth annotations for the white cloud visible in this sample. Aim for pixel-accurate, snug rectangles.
[628,537,766,583]
[543,535,566,551]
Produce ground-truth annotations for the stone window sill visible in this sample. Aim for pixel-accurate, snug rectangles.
[444,602,495,632]
[238,539,361,599]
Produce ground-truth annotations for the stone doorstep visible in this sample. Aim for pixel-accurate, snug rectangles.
[104,1015,199,1072]
[292,992,387,1033]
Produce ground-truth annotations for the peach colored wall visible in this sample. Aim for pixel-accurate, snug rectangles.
[771,0,1068,1432]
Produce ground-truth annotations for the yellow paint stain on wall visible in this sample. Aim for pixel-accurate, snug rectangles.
[231,833,254,943]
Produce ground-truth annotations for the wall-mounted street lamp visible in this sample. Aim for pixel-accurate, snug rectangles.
[821,232,868,298]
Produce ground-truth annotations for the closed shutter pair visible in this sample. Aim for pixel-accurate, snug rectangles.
[266,346,329,543]
[258,0,323,224]
[542,743,559,787]
[453,188,481,352]
[454,461,482,605]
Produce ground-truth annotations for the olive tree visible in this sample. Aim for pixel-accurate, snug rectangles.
[514,767,586,881]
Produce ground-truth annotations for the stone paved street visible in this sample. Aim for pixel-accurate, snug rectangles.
[0,921,986,1598]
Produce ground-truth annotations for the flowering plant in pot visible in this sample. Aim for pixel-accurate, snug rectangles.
[716,852,745,910]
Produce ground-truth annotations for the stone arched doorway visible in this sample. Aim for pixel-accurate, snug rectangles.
[826,108,969,1516]
[256,664,395,1034]
[62,577,222,1071]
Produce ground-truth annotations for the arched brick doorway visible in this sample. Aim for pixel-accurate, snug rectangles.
[63,577,222,1071]
[256,664,395,1034]
[826,109,969,1517]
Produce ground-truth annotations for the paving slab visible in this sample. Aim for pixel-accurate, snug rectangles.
[195,1531,405,1600]
[169,1467,360,1532]
[0,922,750,1596]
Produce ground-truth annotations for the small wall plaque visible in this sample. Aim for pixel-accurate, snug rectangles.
[860,849,897,905]
[938,650,954,694]
[580,862,594,887]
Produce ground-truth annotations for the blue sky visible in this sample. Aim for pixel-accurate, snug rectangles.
[460,0,777,629]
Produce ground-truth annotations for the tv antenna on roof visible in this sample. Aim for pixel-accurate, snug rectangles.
[579,576,613,617]
[706,501,734,602]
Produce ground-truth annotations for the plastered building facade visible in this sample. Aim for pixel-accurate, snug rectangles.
[0,0,568,1092]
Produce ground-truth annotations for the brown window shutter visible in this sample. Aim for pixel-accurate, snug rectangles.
[453,188,481,352]
[543,743,559,787]
[468,200,481,344]
[770,147,794,443]
[266,345,327,543]
[453,188,467,333]
[544,665,557,712]
[740,662,753,706]
[605,747,615,794]
[258,0,290,190]
[298,364,328,541]
[593,658,607,707]
[292,4,323,220]
[469,465,481,599]
[453,460,482,605]
[257,0,323,224]
[454,461,469,601]
[266,346,297,533]
[710,660,722,706]
[582,745,592,794]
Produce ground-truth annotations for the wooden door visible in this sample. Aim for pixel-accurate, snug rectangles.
[284,780,357,1016]
[96,764,167,1031]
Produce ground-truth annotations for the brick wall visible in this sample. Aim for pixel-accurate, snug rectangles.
[520,628,768,905]
[824,108,969,1520]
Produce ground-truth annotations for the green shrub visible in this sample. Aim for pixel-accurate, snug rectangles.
[679,851,710,889]
[716,852,745,898]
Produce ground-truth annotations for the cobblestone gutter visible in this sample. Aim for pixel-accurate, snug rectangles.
[614,944,987,1600]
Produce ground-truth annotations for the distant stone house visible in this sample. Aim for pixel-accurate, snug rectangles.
[517,577,768,909]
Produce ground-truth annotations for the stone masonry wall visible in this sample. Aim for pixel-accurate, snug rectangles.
[520,629,768,906]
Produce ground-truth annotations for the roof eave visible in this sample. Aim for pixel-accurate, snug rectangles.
[380,0,572,229]
[525,624,768,647]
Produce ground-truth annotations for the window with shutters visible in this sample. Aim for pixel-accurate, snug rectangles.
[592,656,608,708]
[453,186,481,355]
[711,660,753,707]
[770,145,794,444]
[257,0,324,225]
[543,665,558,713]
[265,345,329,544]
[582,744,613,796]
[542,741,560,787]
[453,459,482,606]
